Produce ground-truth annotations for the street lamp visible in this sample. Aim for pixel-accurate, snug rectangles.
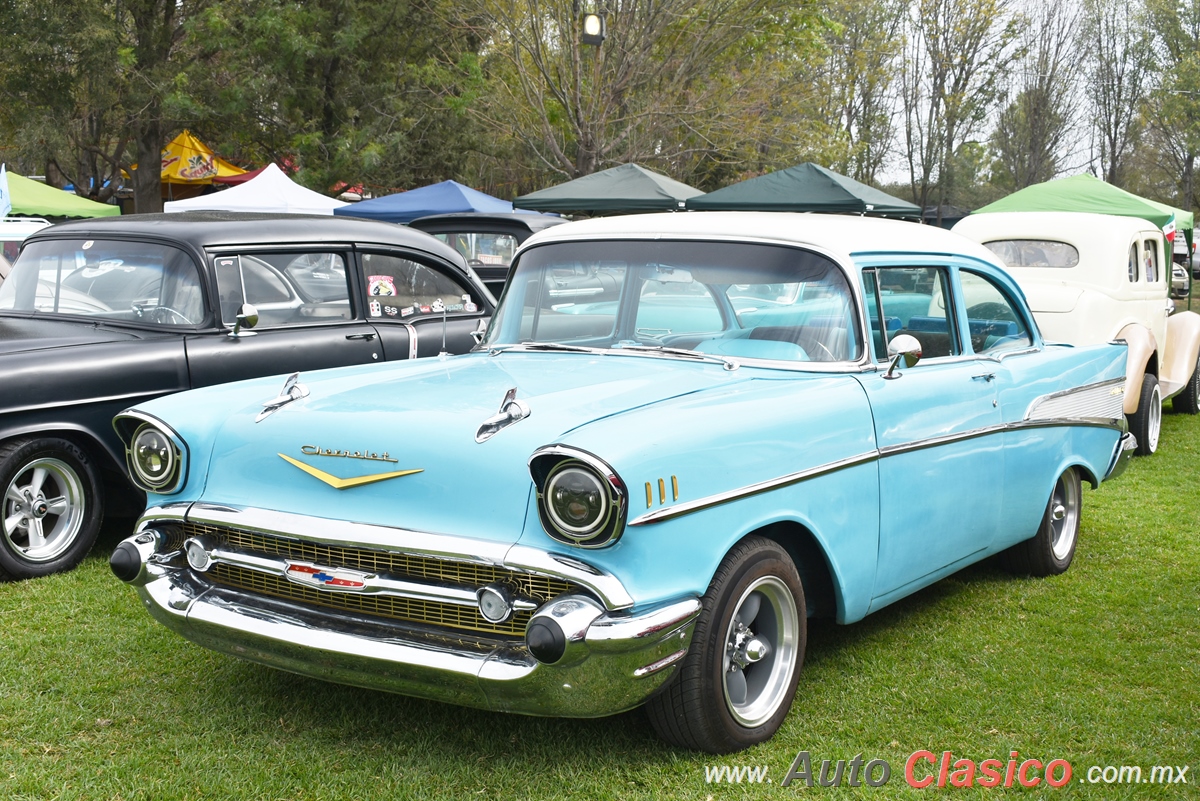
[581,11,605,46]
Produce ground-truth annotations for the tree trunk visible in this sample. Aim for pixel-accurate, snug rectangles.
[133,119,163,214]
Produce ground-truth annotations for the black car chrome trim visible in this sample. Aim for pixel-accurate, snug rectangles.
[630,416,1125,526]
[154,504,634,610]
[403,323,418,359]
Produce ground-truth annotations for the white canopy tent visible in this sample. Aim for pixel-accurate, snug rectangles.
[163,163,347,215]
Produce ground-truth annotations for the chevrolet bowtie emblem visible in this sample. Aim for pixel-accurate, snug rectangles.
[278,453,422,489]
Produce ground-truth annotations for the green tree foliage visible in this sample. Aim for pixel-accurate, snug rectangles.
[190,0,483,196]
[459,0,827,194]
[1142,0,1200,211]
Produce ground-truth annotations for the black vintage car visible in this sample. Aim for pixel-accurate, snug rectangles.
[0,211,495,579]
[409,212,567,296]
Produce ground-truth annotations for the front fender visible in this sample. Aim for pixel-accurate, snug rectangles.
[1161,310,1200,398]
[1116,323,1157,414]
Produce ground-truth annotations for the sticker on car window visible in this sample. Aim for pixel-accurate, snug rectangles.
[369,300,382,317]
[368,275,396,296]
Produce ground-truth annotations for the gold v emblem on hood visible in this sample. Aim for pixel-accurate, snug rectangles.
[278,453,423,490]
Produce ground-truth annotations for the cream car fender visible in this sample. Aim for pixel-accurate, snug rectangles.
[1116,323,1156,414]
[1160,310,1200,398]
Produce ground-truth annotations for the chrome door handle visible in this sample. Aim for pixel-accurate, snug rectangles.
[971,372,995,382]
[346,332,377,341]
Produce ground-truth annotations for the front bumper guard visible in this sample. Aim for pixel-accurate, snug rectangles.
[114,526,701,718]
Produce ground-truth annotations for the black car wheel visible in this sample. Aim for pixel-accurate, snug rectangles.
[1172,354,1200,415]
[1128,374,1162,456]
[1000,466,1081,576]
[0,438,102,580]
[646,536,805,753]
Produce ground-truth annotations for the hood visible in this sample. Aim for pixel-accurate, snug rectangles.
[160,352,756,544]
[1017,283,1083,314]
[0,315,151,356]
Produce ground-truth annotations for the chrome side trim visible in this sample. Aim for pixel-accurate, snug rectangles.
[629,451,878,526]
[630,415,1126,527]
[167,504,634,611]
[403,322,418,359]
[1025,377,1126,422]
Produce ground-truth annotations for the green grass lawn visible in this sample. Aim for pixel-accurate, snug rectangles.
[2,413,1197,800]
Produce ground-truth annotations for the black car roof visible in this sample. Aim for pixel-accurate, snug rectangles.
[409,212,567,235]
[26,211,466,265]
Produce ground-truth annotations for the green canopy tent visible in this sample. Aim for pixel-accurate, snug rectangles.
[514,164,703,214]
[6,171,120,218]
[973,173,1193,251]
[686,162,921,218]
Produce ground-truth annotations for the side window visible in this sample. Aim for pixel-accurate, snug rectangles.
[215,251,351,327]
[1144,239,1159,283]
[1129,244,1139,282]
[960,271,1032,354]
[873,266,959,359]
[359,252,478,320]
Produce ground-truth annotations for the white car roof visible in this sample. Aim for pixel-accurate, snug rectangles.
[0,217,52,242]
[953,211,1161,260]
[522,211,1005,267]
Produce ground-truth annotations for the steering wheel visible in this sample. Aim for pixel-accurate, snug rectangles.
[134,303,193,325]
[967,302,1016,322]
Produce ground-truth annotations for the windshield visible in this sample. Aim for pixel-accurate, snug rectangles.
[484,239,862,364]
[0,238,204,325]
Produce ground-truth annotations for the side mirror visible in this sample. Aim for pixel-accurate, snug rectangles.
[884,333,922,379]
[229,303,259,338]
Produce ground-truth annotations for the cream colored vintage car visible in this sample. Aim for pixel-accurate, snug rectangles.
[955,211,1200,455]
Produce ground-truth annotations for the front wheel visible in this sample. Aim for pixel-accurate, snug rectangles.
[1000,466,1081,577]
[646,536,805,753]
[0,438,103,580]
[1128,374,1162,455]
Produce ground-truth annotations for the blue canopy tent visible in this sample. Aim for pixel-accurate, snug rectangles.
[333,180,516,224]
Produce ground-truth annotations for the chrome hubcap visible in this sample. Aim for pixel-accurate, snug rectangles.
[2,458,85,563]
[1147,384,1162,452]
[722,575,800,727]
[1049,469,1080,562]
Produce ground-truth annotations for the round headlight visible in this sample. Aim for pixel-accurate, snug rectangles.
[545,465,609,539]
[131,424,177,489]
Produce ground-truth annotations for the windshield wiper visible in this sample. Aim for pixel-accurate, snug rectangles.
[488,342,604,356]
[613,344,740,371]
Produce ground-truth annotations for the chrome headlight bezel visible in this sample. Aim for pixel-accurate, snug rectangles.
[114,411,188,494]
[530,446,626,549]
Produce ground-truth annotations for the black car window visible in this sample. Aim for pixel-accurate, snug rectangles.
[359,252,478,321]
[214,252,351,327]
[0,238,204,326]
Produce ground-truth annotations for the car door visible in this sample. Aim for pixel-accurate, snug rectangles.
[356,250,490,359]
[186,249,382,388]
[857,264,1005,608]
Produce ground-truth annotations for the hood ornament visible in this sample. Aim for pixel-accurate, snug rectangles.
[256,373,309,423]
[475,387,531,443]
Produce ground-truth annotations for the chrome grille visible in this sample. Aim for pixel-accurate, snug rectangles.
[182,522,578,637]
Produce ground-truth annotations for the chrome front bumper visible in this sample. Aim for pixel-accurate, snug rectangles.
[113,505,702,718]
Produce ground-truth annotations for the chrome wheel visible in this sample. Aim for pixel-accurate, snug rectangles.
[1146,382,1162,453]
[722,575,801,727]
[1048,468,1081,562]
[2,457,86,563]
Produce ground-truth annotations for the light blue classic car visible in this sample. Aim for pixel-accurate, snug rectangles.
[110,213,1134,753]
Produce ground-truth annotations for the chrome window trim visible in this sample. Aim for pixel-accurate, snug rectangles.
[160,503,634,610]
[629,415,1125,527]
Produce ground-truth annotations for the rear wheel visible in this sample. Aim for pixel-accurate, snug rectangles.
[646,536,805,753]
[1129,375,1161,455]
[0,438,102,580]
[1172,355,1200,415]
[1000,467,1081,577]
